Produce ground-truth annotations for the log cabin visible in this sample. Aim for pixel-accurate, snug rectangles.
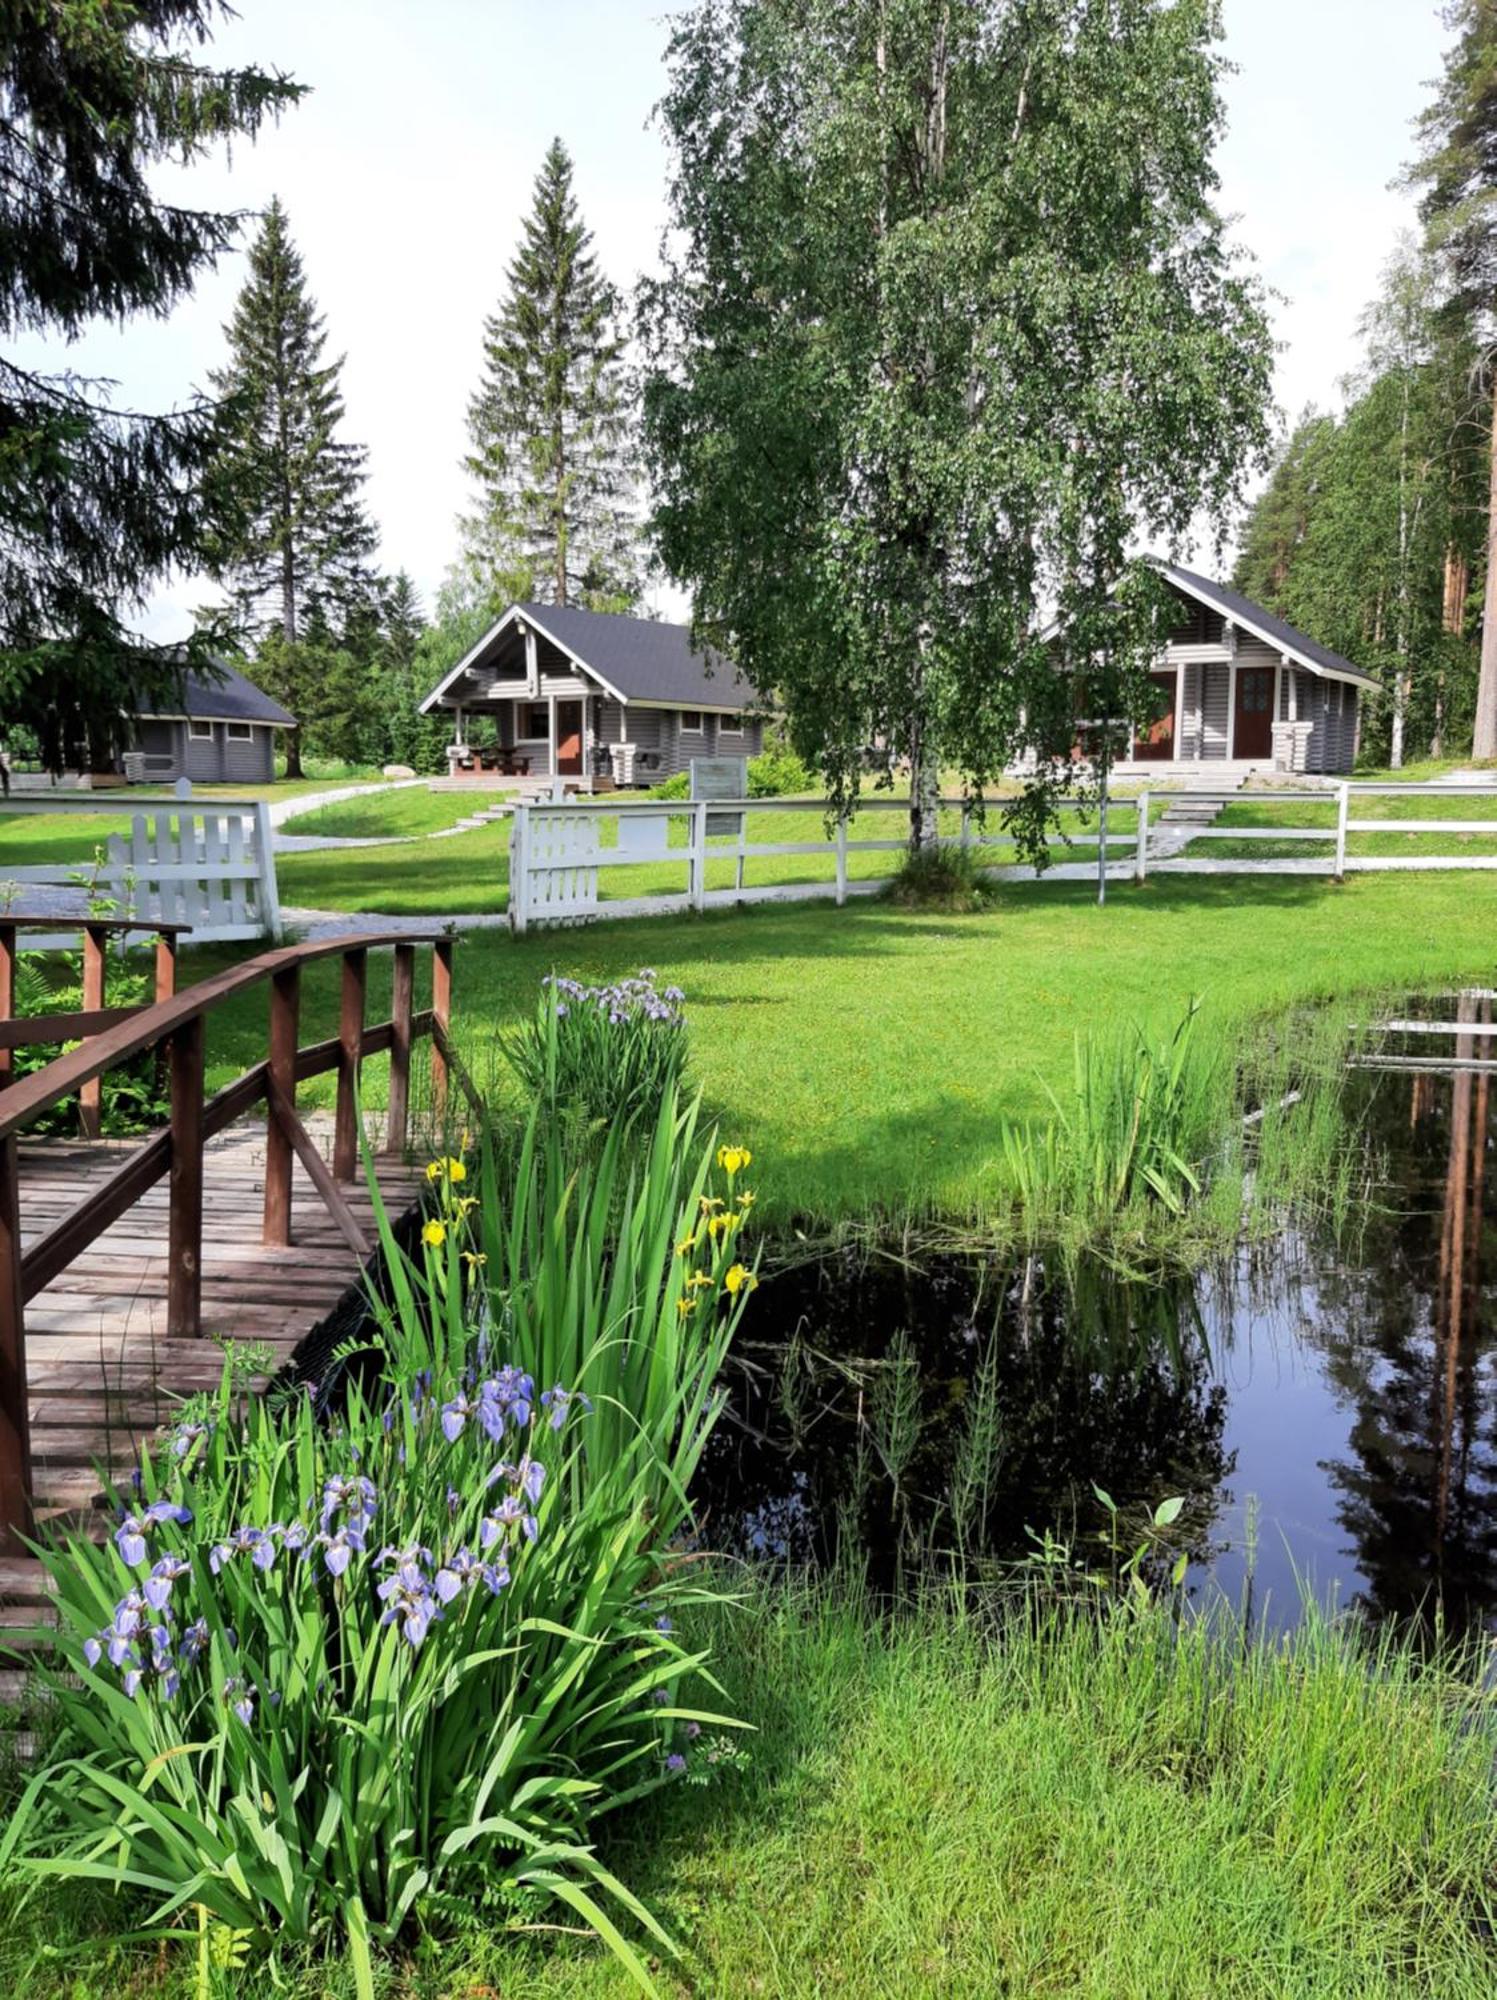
[1056,561,1379,778]
[418,602,764,790]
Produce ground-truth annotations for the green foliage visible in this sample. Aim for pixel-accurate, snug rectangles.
[1233,242,1486,766]
[11,949,166,1136]
[745,735,813,797]
[642,0,1274,843]
[502,971,689,1139]
[4,1093,758,1993]
[642,771,689,800]
[462,138,640,611]
[0,3,302,773]
[886,841,994,912]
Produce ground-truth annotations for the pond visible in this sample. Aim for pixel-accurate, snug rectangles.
[696,992,1497,1628]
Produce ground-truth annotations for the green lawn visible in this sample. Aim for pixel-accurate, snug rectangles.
[275,802,1138,915]
[193,868,1497,1223]
[0,779,402,870]
[279,786,513,839]
[9,1580,1496,1999]
[1185,789,1497,864]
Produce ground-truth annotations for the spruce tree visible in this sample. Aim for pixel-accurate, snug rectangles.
[207,198,377,773]
[462,139,640,610]
[1411,0,1497,756]
[0,2,301,774]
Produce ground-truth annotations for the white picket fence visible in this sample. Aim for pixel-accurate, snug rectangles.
[506,782,1497,933]
[1,794,282,948]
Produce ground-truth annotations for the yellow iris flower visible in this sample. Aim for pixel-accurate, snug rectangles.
[716,1144,752,1176]
[723,1263,758,1297]
[422,1219,447,1248]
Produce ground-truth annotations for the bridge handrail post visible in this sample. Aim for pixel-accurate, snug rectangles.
[263,961,301,1246]
[0,1130,32,1549]
[333,945,369,1182]
[166,1012,204,1337]
[385,942,415,1157]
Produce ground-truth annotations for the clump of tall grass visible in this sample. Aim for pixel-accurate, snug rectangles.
[997,998,1375,1268]
[886,841,995,911]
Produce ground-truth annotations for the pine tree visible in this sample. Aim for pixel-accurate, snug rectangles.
[207,198,377,773]
[372,572,446,770]
[1234,412,1338,609]
[462,139,640,610]
[0,3,301,774]
[1411,0,1497,756]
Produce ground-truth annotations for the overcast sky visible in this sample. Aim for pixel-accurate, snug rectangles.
[9,0,1454,638]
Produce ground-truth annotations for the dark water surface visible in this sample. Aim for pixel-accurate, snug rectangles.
[697,994,1497,1628]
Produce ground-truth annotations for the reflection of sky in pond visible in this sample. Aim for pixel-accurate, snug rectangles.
[699,994,1497,1632]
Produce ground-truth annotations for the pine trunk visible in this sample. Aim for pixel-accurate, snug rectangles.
[1474,374,1497,759]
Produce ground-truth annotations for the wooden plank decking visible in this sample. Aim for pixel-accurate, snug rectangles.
[16,1113,424,1521]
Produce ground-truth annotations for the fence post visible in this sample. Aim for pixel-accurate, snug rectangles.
[1135,789,1150,884]
[509,806,528,935]
[691,801,708,913]
[333,946,368,1182]
[836,815,848,906]
[79,921,107,1140]
[0,1129,33,1550]
[166,1012,204,1338]
[0,921,13,1092]
[386,942,414,1156]
[253,801,283,942]
[263,962,301,1246]
[432,936,453,1127]
[1334,781,1350,883]
[960,800,973,854]
[154,929,178,1003]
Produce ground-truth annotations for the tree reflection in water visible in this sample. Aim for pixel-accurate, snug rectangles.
[701,993,1497,1629]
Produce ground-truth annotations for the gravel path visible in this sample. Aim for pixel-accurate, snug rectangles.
[281,906,509,941]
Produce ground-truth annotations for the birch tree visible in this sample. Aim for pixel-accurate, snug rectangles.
[641,0,1274,850]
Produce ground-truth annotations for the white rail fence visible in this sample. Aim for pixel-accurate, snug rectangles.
[0,795,282,948]
[507,783,1497,933]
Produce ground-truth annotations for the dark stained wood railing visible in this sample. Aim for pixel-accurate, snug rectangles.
[0,922,468,1551]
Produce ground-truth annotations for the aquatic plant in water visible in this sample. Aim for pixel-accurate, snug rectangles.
[3,1090,759,1999]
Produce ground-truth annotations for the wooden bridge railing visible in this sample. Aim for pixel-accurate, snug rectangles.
[0,925,466,1549]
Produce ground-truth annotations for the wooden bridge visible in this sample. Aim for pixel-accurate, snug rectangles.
[0,920,465,1555]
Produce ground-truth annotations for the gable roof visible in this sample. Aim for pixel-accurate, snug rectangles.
[419,602,755,714]
[136,659,296,728]
[1155,560,1381,691]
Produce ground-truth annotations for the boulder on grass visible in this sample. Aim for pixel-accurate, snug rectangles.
[382,764,416,780]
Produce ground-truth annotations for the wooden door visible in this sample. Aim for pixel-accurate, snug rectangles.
[1232,666,1274,760]
[1131,672,1178,762]
[555,701,584,775]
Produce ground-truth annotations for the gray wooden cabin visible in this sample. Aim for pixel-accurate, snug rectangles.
[127,661,295,784]
[418,602,763,789]
[1068,563,1378,778]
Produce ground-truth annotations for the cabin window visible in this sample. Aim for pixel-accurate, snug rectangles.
[188,719,214,740]
[520,703,549,740]
[226,722,254,742]
[719,712,744,735]
[680,710,703,733]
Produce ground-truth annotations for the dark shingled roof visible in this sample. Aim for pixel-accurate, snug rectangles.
[517,603,754,709]
[1156,561,1380,690]
[139,659,296,728]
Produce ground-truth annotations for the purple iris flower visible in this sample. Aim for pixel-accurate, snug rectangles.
[143,1555,190,1610]
[158,1669,180,1700]
[518,1458,546,1507]
[282,1520,309,1552]
[318,1523,365,1577]
[233,1693,254,1726]
[666,1753,686,1774]
[440,1394,472,1443]
[434,1548,480,1602]
[143,1499,192,1528]
[655,1614,673,1635]
[114,1516,148,1567]
[540,1385,591,1432]
[179,1618,209,1664]
[482,1558,511,1594]
[122,1669,143,1699]
[83,1635,103,1668]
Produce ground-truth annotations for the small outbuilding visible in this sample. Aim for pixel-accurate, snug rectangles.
[418,602,763,788]
[124,660,295,785]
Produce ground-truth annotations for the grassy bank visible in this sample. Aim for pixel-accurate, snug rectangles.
[7,1578,1495,1998]
[279,786,513,839]
[193,871,1497,1224]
